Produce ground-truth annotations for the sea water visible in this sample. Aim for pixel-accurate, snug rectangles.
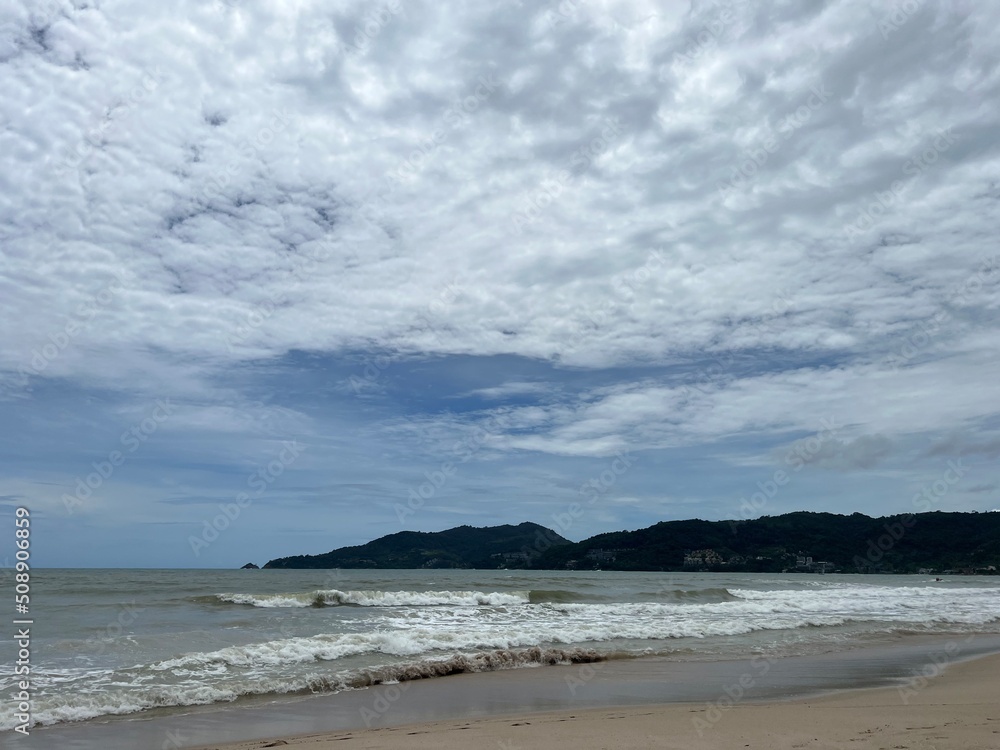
[1,568,998,733]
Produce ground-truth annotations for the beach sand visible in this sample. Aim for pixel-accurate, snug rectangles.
[196,651,1000,750]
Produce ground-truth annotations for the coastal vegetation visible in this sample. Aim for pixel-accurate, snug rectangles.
[262,511,1000,574]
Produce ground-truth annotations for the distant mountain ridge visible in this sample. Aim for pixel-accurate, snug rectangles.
[263,522,570,569]
[262,512,1000,574]
[533,511,1000,574]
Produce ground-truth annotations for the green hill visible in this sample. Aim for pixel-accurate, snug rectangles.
[533,511,1000,573]
[263,521,570,569]
[262,512,1000,574]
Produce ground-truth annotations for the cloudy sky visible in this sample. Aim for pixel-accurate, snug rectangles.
[1,0,998,568]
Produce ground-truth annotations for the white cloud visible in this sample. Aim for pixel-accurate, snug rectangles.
[3,0,1000,563]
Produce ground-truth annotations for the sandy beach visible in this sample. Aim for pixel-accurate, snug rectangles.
[195,652,1000,750]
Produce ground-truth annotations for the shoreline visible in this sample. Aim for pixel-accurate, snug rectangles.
[199,650,1000,750]
[7,632,1000,749]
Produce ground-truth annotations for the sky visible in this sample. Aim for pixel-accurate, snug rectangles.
[1,0,998,568]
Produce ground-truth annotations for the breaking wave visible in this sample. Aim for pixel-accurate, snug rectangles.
[0,647,606,730]
[648,587,739,604]
[211,589,532,608]
[208,586,742,608]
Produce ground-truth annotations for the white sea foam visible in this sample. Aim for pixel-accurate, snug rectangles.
[216,589,531,608]
[0,647,604,731]
[152,588,1000,674]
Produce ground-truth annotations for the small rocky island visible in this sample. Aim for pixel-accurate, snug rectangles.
[240,562,259,569]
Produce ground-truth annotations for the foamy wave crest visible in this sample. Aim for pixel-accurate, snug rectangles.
[150,610,864,674]
[0,648,606,731]
[651,587,739,604]
[215,589,531,608]
[727,585,1000,623]
[152,627,614,670]
[338,646,606,685]
[169,589,1000,674]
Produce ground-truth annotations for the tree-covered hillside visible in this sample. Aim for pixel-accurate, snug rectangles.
[532,511,1000,573]
[264,521,570,569]
[262,512,1000,574]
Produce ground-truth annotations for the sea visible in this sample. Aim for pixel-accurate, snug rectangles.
[2,568,1000,740]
